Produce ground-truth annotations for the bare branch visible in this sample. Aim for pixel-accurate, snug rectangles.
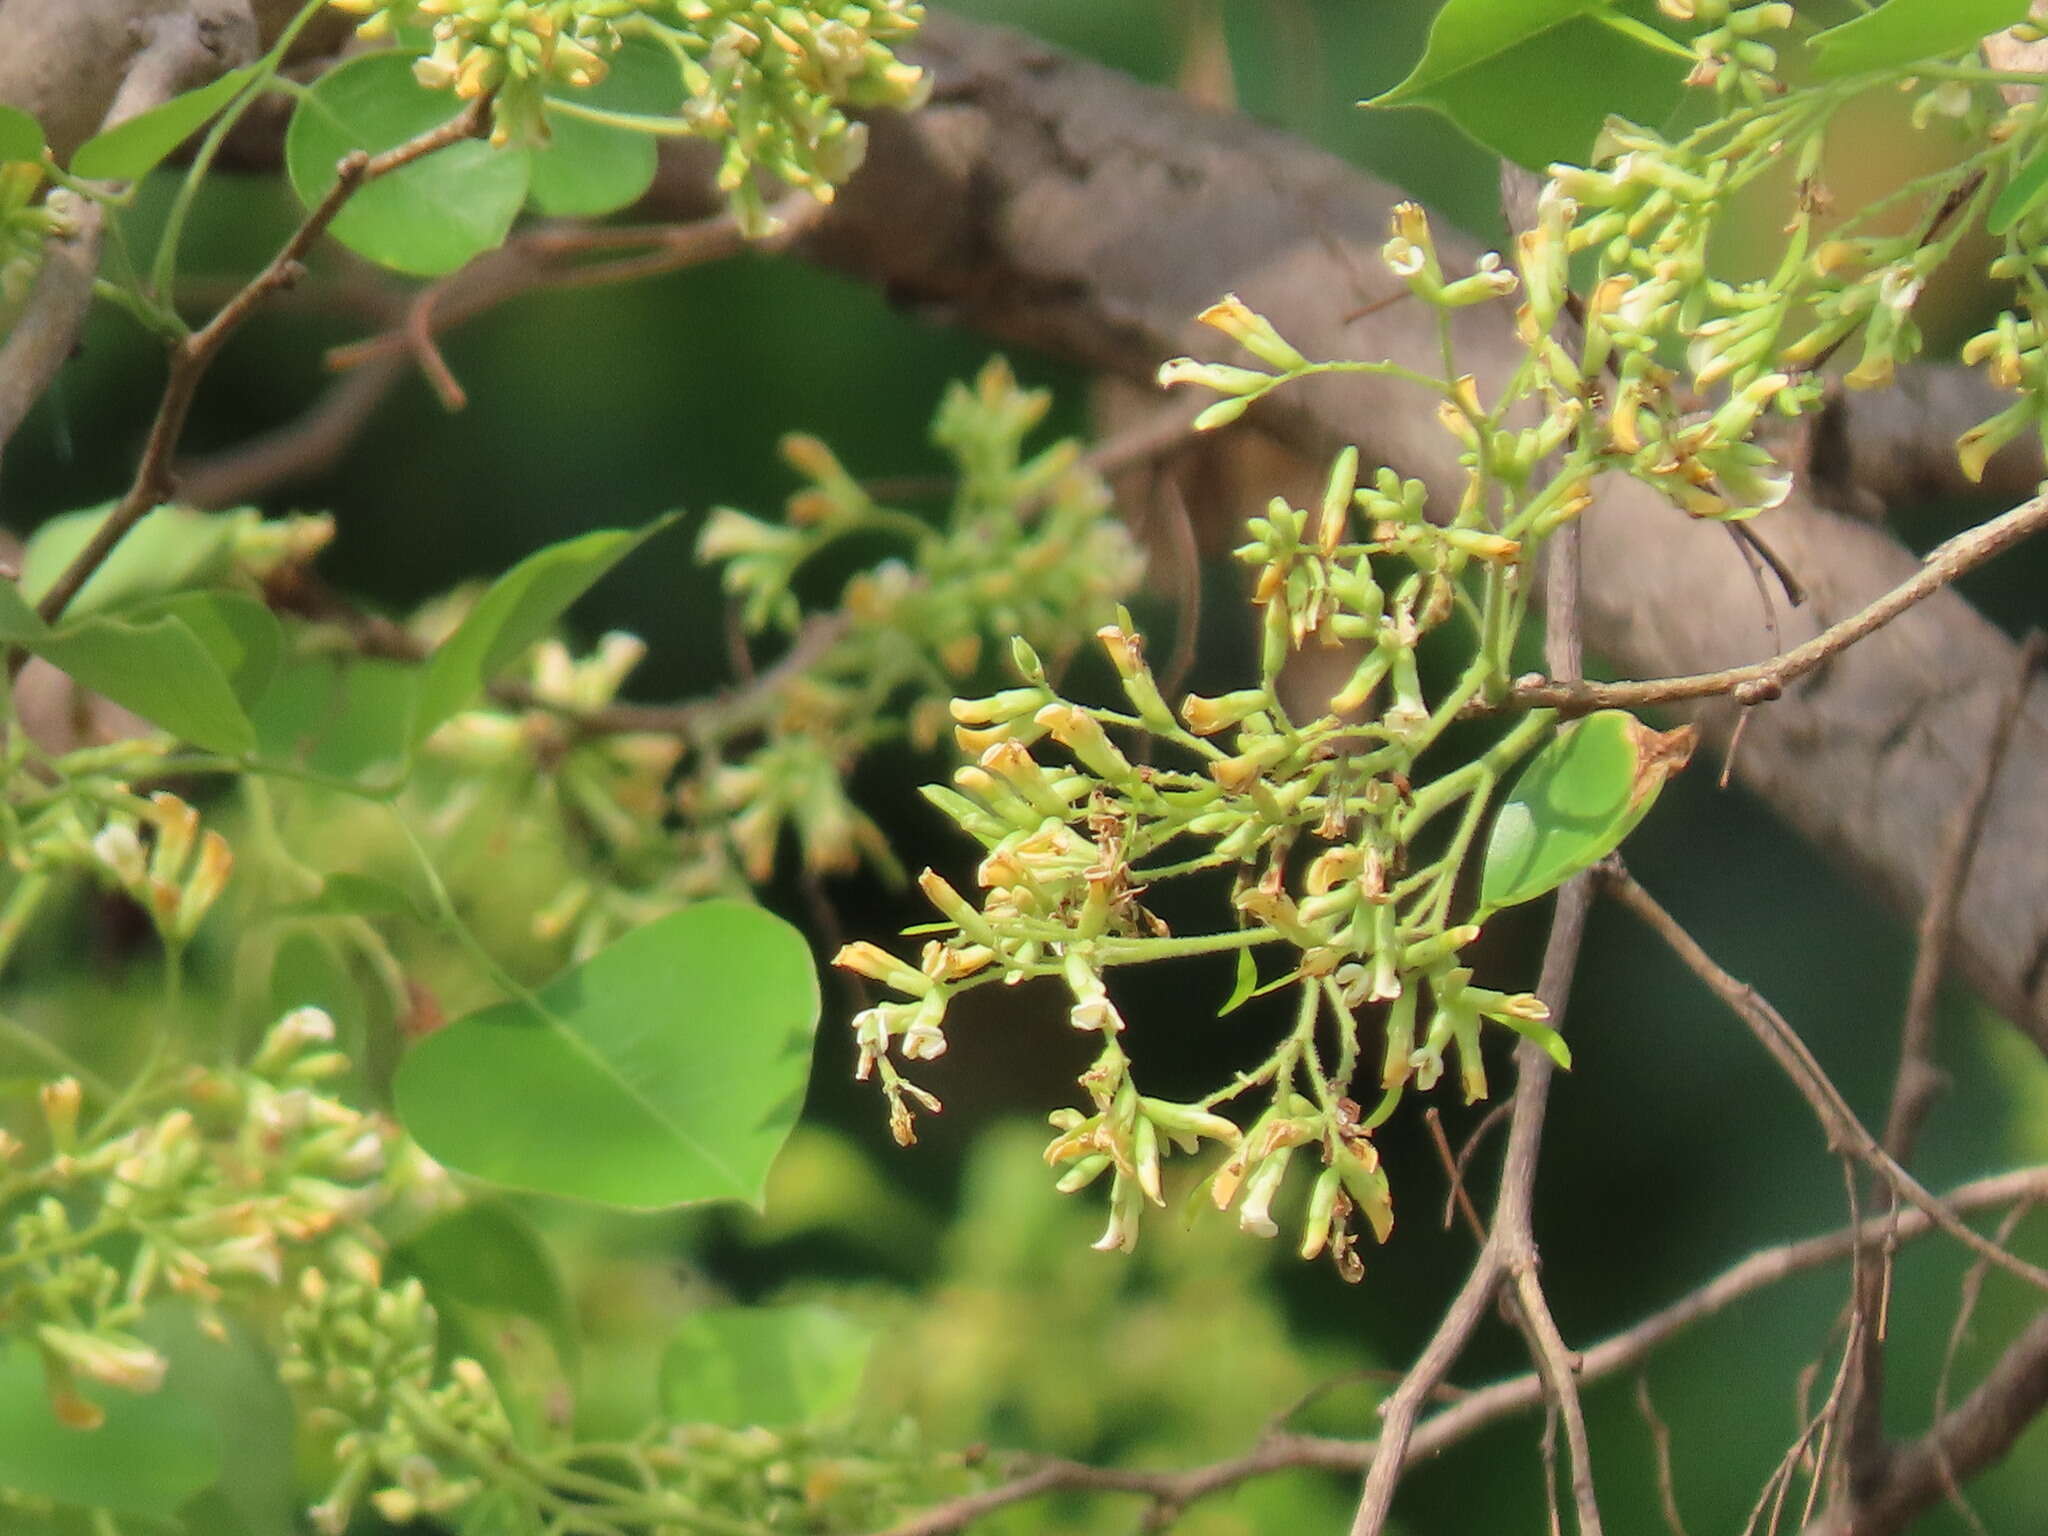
[0,7,260,468]
[1502,492,2048,715]
[1601,864,2048,1297]
[1885,630,2048,1162]
[25,96,489,634]
[863,1169,2048,1536]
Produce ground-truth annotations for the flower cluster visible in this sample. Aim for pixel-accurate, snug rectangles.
[0,1009,393,1431]
[839,274,1586,1276]
[329,0,928,225]
[289,1262,970,1534]
[686,359,1144,889]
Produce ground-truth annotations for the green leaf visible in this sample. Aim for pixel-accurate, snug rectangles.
[410,516,672,747]
[69,67,258,180]
[1366,0,1687,170]
[285,51,530,276]
[134,1306,296,1536]
[21,505,241,619]
[528,39,685,218]
[250,653,417,781]
[1479,710,1694,912]
[1809,0,2032,79]
[659,1306,872,1429]
[394,902,820,1209]
[0,1338,220,1519]
[394,1204,579,1373]
[0,579,49,643]
[1218,947,1259,1016]
[31,613,256,754]
[0,105,44,163]
[126,591,282,710]
[1991,147,2048,234]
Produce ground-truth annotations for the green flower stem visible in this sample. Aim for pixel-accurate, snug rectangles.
[148,0,331,303]
[1401,710,1553,838]
[1415,783,1495,929]
[1093,926,1286,965]
[544,98,713,139]
[0,868,51,981]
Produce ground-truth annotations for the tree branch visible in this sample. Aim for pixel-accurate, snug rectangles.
[24,96,489,634]
[1601,864,2048,1298]
[864,1168,2048,1536]
[0,6,261,473]
[1499,493,2048,716]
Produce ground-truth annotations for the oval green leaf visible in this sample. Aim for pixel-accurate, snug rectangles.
[70,66,257,180]
[1479,710,1694,912]
[31,612,256,754]
[1367,0,1687,170]
[0,104,44,164]
[0,1338,220,1518]
[394,901,821,1209]
[21,504,241,620]
[1809,0,2032,79]
[285,51,529,276]
[659,1305,872,1429]
[251,653,417,781]
[528,39,685,218]
[410,515,674,747]
[135,1305,297,1536]
[126,591,282,710]
[1991,147,2048,235]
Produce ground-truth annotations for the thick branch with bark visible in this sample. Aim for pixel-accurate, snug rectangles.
[8,7,2048,1042]
[709,15,2048,1049]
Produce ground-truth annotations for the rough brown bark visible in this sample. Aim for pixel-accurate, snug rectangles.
[7,9,2048,1045]
[752,15,2048,1047]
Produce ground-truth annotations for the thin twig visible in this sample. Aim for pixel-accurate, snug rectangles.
[1500,491,2048,715]
[1601,863,2048,1296]
[26,98,492,635]
[1884,629,2048,1162]
[862,1168,2048,1536]
[0,10,235,466]
[324,198,820,408]
[1635,1374,1692,1536]
[1351,517,1603,1536]
[1927,1200,2032,1536]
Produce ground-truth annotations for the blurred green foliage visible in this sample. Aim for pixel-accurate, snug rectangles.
[6,2,2048,1532]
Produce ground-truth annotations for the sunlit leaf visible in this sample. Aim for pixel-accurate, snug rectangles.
[1809,0,2032,79]
[126,591,282,710]
[394,902,820,1209]
[528,39,685,218]
[20,505,240,620]
[285,51,529,275]
[32,613,255,754]
[0,1338,219,1518]
[70,67,257,180]
[410,516,673,747]
[1479,710,1694,911]
[0,105,44,163]
[1366,0,1687,170]
[660,1306,872,1428]
[1991,147,2048,234]
[250,653,416,781]
[1219,947,1259,1016]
